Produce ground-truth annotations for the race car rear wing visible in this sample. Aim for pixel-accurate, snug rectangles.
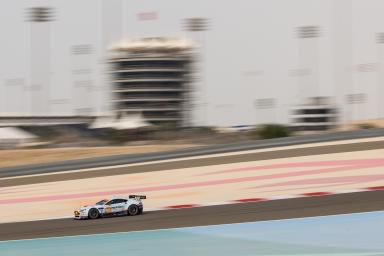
[129,195,146,200]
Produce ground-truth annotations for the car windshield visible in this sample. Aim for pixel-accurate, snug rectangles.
[95,199,108,205]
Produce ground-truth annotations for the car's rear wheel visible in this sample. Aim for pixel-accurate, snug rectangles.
[88,208,99,219]
[127,204,139,216]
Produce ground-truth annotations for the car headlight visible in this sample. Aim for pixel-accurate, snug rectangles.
[80,209,86,213]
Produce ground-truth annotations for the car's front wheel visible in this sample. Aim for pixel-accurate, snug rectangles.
[127,204,139,216]
[88,208,99,219]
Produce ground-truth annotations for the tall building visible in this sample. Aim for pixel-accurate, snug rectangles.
[108,37,194,127]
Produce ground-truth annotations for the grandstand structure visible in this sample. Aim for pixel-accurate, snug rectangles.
[108,37,194,127]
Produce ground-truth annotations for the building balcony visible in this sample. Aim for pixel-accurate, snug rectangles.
[112,98,183,102]
[292,122,337,126]
[291,113,338,118]
[113,88,184,93]
[144,116,183,121]
[112,78,184,83]
[116,107,180,111]
[109,68,183,73]
[108,57,187,63]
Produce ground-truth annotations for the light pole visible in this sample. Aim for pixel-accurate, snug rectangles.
[349,63,374,121]
[184,17,209,127]
[71,44,94,116]
[296,26,320,101]
[26,6,54,116]
[100,0,123,116]
[4,78,25,115]
[255,98,276,124]
[333,0,353,128]
[377,33,384,119]
[50,98,70,114]
[346,92,366,122]
[243,69,267,124]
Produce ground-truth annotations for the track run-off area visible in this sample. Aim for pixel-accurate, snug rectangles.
[0,136,384,242]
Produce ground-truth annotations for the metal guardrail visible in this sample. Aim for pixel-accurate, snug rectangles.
[1,128,384,178]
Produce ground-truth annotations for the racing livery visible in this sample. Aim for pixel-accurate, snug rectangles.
[74,195,146,219]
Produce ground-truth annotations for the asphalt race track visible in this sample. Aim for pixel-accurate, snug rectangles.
[1,190,383,241]
[1,136,384,241]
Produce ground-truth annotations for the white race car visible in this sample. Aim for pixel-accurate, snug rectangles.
[74,195,146,220]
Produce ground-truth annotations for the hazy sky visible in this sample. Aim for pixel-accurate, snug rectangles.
[1,0,384,126]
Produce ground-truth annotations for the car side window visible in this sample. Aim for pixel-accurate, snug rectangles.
[115,199,127,204]
[106,199,127,205]
[106,199,117,205]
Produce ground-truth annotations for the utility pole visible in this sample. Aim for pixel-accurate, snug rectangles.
[296,26,320,101]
